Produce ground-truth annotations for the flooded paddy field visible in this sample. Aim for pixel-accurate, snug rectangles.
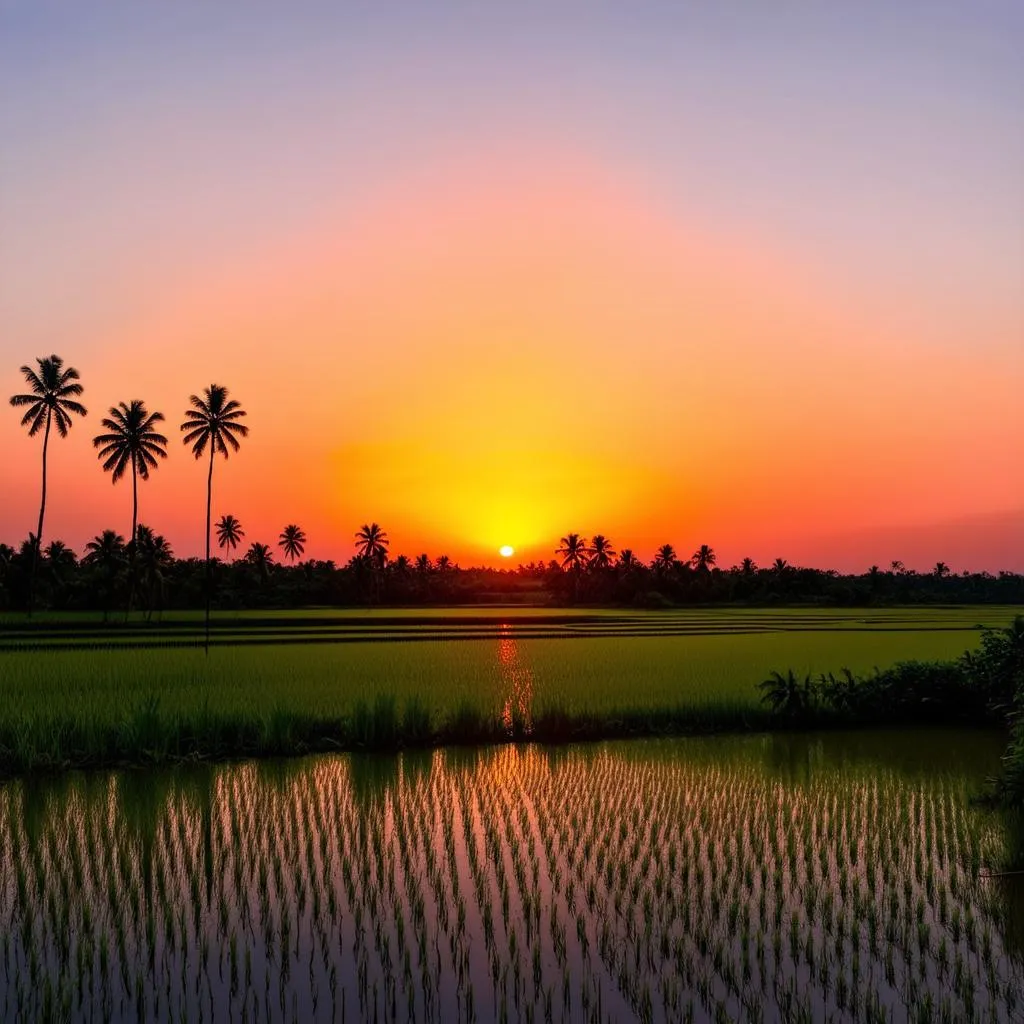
[1,729,1020,1022]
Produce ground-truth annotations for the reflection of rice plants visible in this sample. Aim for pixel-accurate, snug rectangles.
[0,733,1021,1021]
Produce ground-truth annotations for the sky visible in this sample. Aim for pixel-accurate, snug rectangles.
[2,1,1022,571]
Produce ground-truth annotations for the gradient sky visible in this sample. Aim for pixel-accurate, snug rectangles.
[2,2,1022,571]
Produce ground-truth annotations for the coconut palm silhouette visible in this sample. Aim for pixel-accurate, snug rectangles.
[556,533,588,571]
[92,400,168,548]
[653,544,677,573]
[9,355,86,611]
[588,534,616,569]
[278,524,307,562]
[691,544,717,572]
[355,523,389,565]
[215,514,245,556]
[245,542,274,582]
[180,384,248,649]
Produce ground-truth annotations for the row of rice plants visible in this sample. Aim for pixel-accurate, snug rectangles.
[0,733,1020,1021]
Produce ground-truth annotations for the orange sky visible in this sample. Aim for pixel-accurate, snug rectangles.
[3,5,1022,571]
[4,153,1022,570]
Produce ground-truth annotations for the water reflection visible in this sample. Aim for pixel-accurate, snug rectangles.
[0,731,1021,1023]
[497,622,534,736]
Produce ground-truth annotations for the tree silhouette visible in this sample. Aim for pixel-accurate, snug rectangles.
[588,534,616,570]
[653,544,677,573]
[890,560,905,575]
[9,355,86,611]
[83,530,126,569]
[934,561,951,578]
[740,557,758,576]
[92,400,168,548]
[216,514,244,556]
[617,549,639,571]
[772,557,789,575]
[556,534,588,571]
[691,544,716,572]
[180,384,248,648]
[134,525,174,619]
[245,542,274,582]
[415,553,432,574]
[279,524,307,562]
[355,523,389,565]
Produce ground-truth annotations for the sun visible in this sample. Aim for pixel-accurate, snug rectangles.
[499,545,515,558]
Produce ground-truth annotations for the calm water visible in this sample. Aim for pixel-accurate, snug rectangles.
[1,730,1021,1023]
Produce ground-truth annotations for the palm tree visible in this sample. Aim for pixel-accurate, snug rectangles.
[83,530,126,568]
[180,384,248,648]
[740,557,757,576]
[617,549,639,572]
[435,554,451,572]
[355,523,389,565]
[278,524,307,563]
[134,525,174,619]
[9,355,87,610]
[933,561,951,578]
[772,557,789,575]
[245,542,274,582]
[216,514,244,556]
[415,553,432,574]
[556,533,588,571]
[890,560,905,575]
[92,400,168,548]
[588,534,616,570]
[691,544,716,572]
[653,544,677,573]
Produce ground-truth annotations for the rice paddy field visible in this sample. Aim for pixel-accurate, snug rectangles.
[1,731,1021,1023]
[1,606,1021,772]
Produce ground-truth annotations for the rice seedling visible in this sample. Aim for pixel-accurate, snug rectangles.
[1,727,1021,1021]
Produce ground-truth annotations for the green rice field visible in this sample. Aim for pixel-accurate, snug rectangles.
[0,607,1020,773]
[2,731,1020,1022]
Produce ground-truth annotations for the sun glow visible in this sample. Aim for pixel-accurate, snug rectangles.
[499,545,515,558]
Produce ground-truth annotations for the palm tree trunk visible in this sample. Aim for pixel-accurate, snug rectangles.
[28,408,52,616]
[126,458,139,620]
[205,444,214,652]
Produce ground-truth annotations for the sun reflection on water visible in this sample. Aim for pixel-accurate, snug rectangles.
[497,623,535,736]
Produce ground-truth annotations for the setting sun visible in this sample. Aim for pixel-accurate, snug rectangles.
[499,545,515,558]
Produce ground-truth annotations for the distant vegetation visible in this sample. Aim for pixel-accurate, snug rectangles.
[2,532,1023,615]
[6,354,1024,614]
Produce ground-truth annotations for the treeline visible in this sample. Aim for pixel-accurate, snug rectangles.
[1,530,1023,614]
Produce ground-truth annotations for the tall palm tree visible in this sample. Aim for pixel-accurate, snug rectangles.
[216,514,244,556]
[92,400,168,548]
[355,523,389,565]
[180,384,248,648]
[691,544,717,572]
[772,557,789,575]
[9,354,87,610]
[740,557,757,576]
[617,549,639,572]
[278,524,307,563]
[588,534,616,570]
[435,554,451,572]
[415,553,432,574]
